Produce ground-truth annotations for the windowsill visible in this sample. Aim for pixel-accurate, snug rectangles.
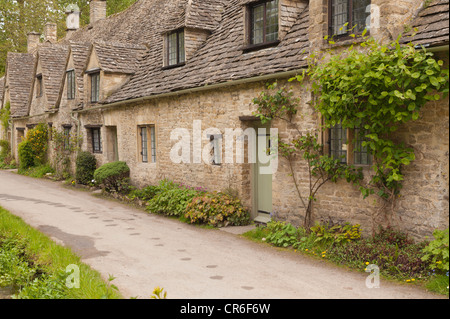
[324,31,370,49]
[162,62,186,70]
[242,40,280,53]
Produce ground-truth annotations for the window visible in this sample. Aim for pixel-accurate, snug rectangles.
[329,124,347,164]
[36,74,43,97]
[329,0,371,36]
[209,134,222,165]
[67,70,75,100]
[325,123,372,166]
[139,125,156,163]
[63,125,71,151]
[90,72,100,103]
[167,29,185,67]
[353,128,372,165]
[91,127,102,153]
[249,0,279,45]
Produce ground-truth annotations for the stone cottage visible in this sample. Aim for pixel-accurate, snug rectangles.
[0,0,448,240]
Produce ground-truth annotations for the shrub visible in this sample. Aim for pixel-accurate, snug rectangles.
[265,221,300,247]
[327,227,430,279]
[421,228,449,273]
[310,221,362,247]
[26,123,48,165]
[129,185,161,202]
[18,140,35,170]
[93,161,130,193]
[75,151,97,185]
[184,192,250,227]
[147,185,201,217]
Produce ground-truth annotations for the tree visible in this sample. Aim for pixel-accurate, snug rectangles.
[0,0,137,76]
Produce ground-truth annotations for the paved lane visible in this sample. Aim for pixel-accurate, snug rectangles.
[0,170,444,299]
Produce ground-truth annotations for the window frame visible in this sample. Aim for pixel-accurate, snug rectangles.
[66,69,76,100]
[328,0,371,38]
[245,0,280,51]
[323,123,373,166]
[36,74,43,98]
[165,29,185,68]
[89,71,100,103]
[209,134,222,166]
[62,125,72,151]
[90,127,102,154]
[138,125,157,164]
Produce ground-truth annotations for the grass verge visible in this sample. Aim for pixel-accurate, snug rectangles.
[0,205,122,299]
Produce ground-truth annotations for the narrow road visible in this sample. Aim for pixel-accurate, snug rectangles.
[0,170,444,299]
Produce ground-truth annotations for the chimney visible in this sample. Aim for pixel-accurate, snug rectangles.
[27,32,41,53]
[90,0,107,24]
[65,4,81,38]
[44,23,58,43]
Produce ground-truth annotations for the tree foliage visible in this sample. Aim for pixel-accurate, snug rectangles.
[0,0,137,76]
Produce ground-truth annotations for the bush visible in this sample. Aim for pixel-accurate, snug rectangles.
[93,161,130,193]
[184,192,250,227]
[129,185,161,202]
[75,152,97,185]
[327,227,430,279]
[422,228,449,273]
[26,123,48,165]
[18,140,35,170]
[147,183,201,217]
[265,221,300,247]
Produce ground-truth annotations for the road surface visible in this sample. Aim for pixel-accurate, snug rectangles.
[0,170,444,299]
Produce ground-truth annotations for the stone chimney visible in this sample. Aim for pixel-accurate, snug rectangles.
[66,4,81,38]
[27,32,41,53]
[44,23,58,43]
[90,0,107,24]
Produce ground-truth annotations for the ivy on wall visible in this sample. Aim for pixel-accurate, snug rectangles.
[254,34,449,227]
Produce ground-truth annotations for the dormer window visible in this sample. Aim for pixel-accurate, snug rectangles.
[36,74,43,98]
[250,0,279,45]
[66,69,75,100]
[166,29,185,67]
[329,0,371,37]
[89,71,100,103]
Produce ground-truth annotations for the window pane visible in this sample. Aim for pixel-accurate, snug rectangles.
[252,4,265,44]
[92,128,101,153]
[352,0,371,33]
[67,70,75,100]
[141,127,148,163]
[331,0,348,35]
[178,30,185,64]
[353,128,372,165]
[90,73,99,102]
[329,124,347,163]
[168,32,178,65]
[266,0,279,42]
[150,126,156,163]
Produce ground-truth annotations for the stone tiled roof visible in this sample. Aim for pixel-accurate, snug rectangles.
[91,41,147,74]
[37,44,70,109]
[5,52,36,118]
[402,0,449,47]
[105,0,310,103]
[69,41,91,106]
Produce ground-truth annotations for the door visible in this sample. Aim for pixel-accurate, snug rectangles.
[106,126,118,162]
[254,129,272,223]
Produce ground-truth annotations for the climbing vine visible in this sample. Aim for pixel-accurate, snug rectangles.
[253,34,449,227]
[253,82,363,229]
[305,35,449,204]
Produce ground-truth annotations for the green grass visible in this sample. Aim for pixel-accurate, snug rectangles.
[18,164,54,178]
[0,206,122,299]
